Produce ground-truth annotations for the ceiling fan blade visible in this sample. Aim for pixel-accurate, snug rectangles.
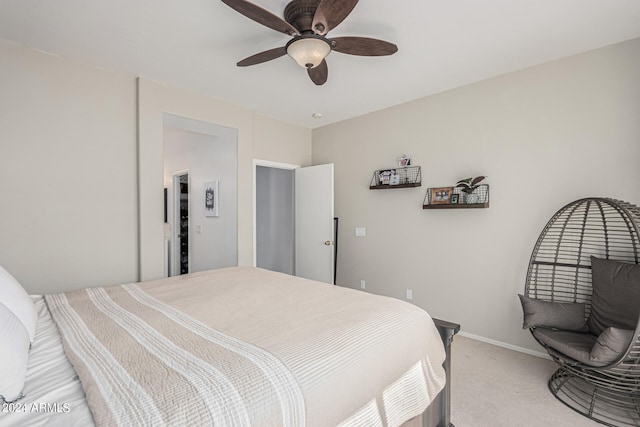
[312,0,359,35]
[330,36,398,56]
[237,46,287,67]
[307,60,328,85]
[221,0,299,36]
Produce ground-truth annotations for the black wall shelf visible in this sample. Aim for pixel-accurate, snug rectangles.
[423,184,490,209]
[423,202,489,209]
[370,166,421,189]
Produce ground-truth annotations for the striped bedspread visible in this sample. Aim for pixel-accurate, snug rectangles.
[45,267,446,426]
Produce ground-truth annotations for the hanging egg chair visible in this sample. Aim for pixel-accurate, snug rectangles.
[522,198,640,426]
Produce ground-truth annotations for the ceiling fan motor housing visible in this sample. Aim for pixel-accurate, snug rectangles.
[284,0,322,33]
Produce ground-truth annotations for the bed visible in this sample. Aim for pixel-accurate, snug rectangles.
[1,266,457,426]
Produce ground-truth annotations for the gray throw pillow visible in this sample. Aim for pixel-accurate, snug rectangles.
[587,257,640,336]
[518,294,588,331]
[590,327,635,365]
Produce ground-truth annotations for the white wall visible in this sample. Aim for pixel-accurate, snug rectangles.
[312,38,640,352]
[0,40,138,293]
[163,126,238,273]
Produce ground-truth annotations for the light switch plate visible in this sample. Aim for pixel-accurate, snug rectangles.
[355,227,366,237]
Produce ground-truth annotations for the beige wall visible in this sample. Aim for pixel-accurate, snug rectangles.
[253,114,312,166]
[1,40,312,292]
[312,38,640,353]
[0,40,138,293]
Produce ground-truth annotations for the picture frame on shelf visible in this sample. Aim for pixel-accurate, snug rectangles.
[398,155,412,167]
[389,175,401,185]
[430,187,453,205]
[377,169,396,185]
[450,193,459,204]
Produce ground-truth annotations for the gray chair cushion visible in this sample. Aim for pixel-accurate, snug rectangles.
[590,327,635,365]
[519,294,588,331]
[588,256,640,335]
[534,327,635,367]
[533,329,599,365]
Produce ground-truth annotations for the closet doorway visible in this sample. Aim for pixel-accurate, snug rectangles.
[172,171,189,275]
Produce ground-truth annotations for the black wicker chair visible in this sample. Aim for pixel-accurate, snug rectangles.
[523,198,640,426]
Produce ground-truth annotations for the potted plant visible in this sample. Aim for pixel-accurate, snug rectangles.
[455,176,485,203]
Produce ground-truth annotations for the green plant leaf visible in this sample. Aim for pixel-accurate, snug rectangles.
[471,176,485,186]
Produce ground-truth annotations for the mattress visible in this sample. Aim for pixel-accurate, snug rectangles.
[2,267,446,426]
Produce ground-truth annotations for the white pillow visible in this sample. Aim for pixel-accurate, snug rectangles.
[0,264,37,342]
[0,303,30,403]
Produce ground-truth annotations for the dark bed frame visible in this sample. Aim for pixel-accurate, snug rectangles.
[424,318,460,427]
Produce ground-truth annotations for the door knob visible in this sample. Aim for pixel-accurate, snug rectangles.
[324,240,333,245]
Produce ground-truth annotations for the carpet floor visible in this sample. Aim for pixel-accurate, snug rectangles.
[450,335,599,426]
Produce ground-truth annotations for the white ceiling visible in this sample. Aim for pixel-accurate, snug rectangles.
[1,0,640,129]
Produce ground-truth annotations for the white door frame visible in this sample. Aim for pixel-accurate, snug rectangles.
[252,159,300,268]
[172,169,190,276]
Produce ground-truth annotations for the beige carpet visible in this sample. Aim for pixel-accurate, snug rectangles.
[450,336,599,426]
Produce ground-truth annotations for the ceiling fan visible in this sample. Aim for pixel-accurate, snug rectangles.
[221,0,398,85]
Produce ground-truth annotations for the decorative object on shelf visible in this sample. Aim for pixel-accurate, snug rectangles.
[423,183,489,209]
[370,166,421,189]
[377,169,396,185]
[461,184,489,205]
[455,176,485,204]
[204,180,219,217]
[430,187,454,205]
[398,155,412,168]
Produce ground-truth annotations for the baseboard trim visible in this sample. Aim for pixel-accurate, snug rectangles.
[458,331,551,360]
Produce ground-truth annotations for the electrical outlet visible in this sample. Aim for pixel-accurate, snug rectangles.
[360,280,366,289]
[406,289,413,300]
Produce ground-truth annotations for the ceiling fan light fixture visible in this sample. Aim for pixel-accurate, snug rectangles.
[286,36,331,69]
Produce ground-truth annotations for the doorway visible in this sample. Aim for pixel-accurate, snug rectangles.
[253,160,335,284]
[255,165,295,275]
[163,114,238,278]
